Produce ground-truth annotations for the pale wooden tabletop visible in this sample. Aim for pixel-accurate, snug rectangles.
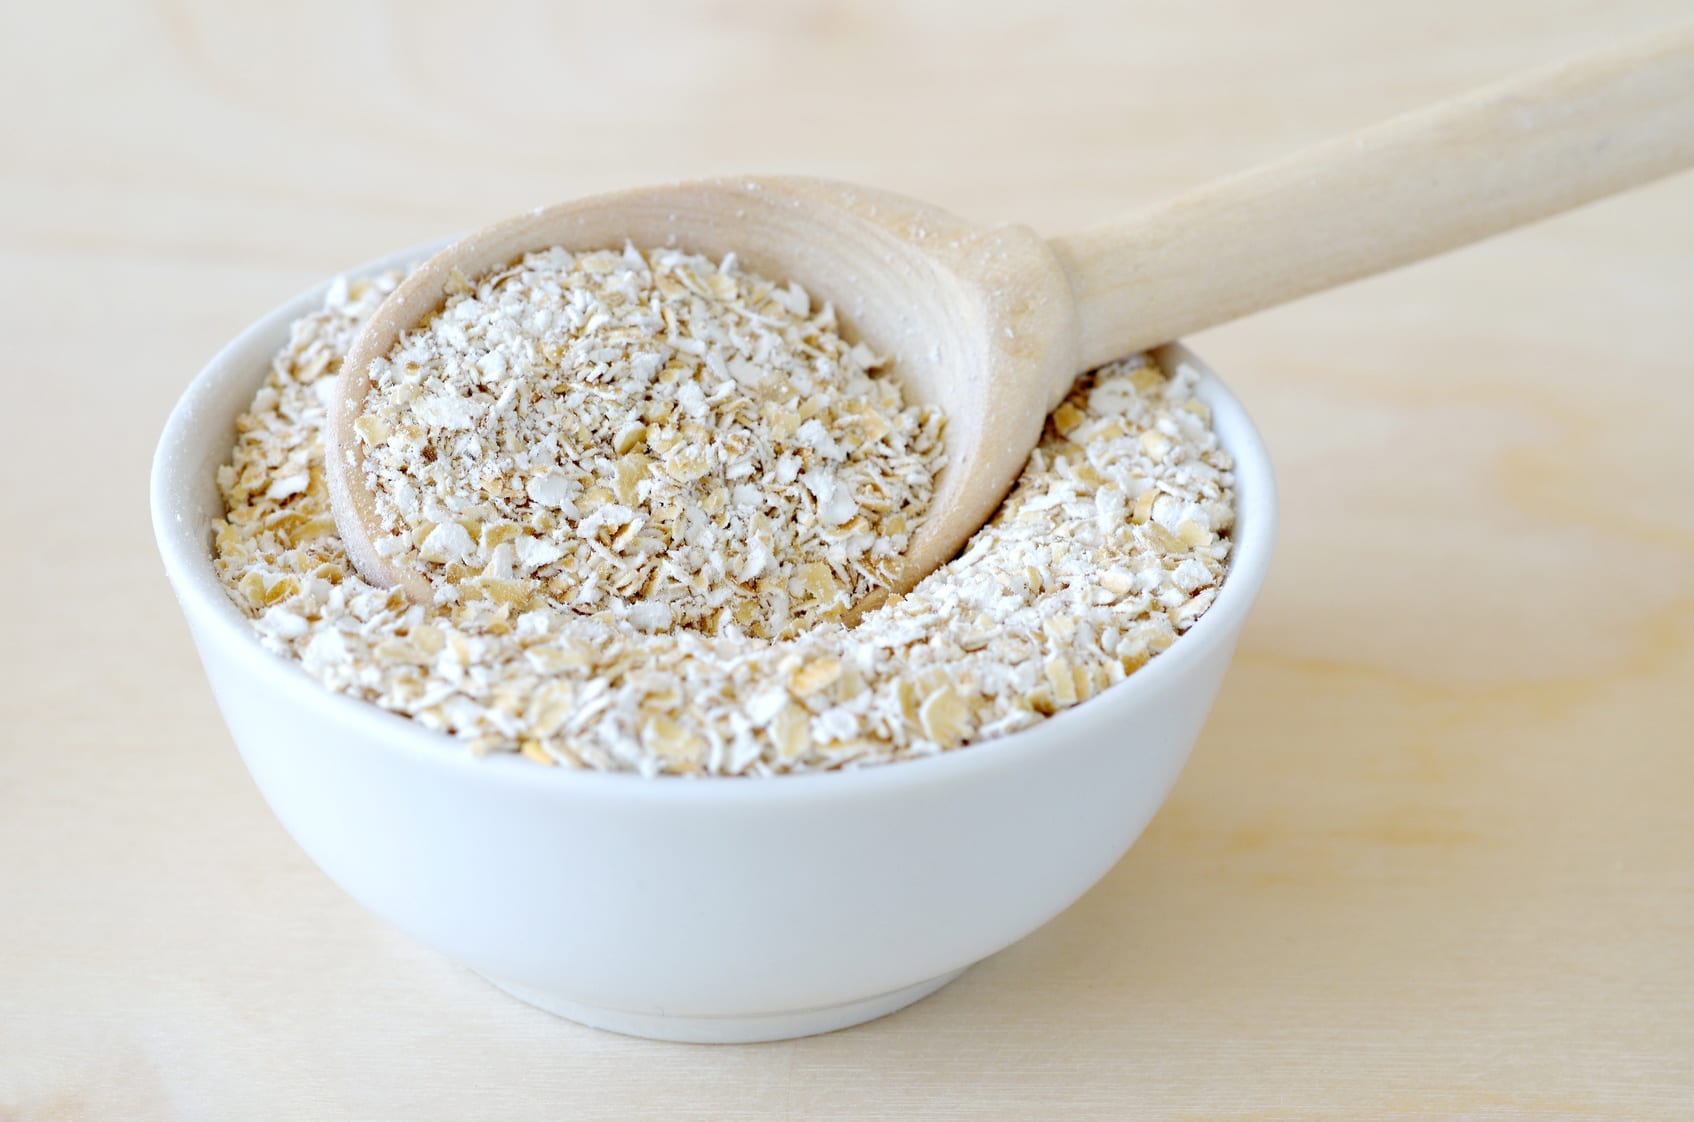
[4,2,1692,1119]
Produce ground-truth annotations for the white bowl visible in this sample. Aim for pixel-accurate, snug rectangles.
[151,243,1277,1043]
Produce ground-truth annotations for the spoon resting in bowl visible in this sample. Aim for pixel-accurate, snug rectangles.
[327,25,1693,606]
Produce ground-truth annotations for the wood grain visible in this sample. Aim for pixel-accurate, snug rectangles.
[2,1,1690,1119]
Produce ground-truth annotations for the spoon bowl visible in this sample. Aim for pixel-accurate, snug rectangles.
[326,178,1079,602]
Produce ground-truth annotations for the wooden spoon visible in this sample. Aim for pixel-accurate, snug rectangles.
[328,26,1693,605]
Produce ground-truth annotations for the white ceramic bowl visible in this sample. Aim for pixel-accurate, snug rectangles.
[151,243,1276,1043]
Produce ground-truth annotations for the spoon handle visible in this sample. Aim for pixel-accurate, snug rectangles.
[1048,24,1694,371]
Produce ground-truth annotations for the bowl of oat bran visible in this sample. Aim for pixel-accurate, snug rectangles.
[152,241,1276,1043]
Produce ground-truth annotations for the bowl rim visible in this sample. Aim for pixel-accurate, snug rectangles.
[151,240,1278,803]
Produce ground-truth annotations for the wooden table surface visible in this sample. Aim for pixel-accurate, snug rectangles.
[4,2,1691,1118]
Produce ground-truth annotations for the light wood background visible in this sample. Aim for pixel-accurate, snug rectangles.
[3,2,1691,1119]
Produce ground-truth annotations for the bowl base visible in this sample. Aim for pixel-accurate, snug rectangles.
[480,967,968,1043]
